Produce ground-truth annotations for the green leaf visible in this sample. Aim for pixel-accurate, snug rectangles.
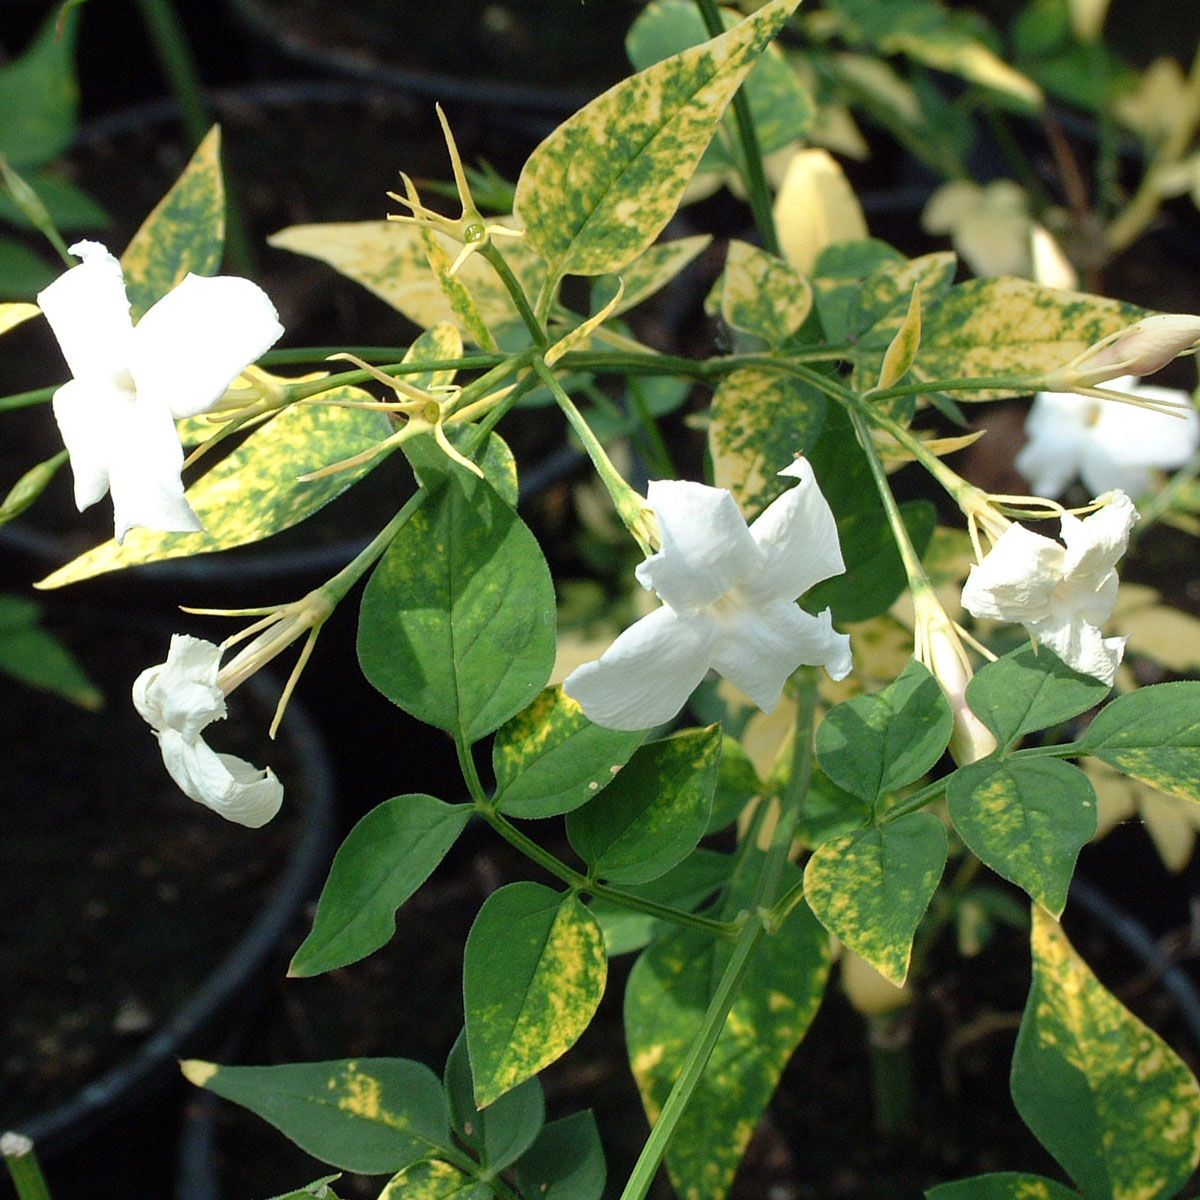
[913,279,1147,400]
[37,391,392,587]
[516,1112,606,1200]
[121,126,224,320]
[0,11,79,168]
[179,1058,451,1174]
[265,1175,343,1200]
[0,593,101,709]
[707,737,762,833]
[0,237,56,297]
[514,0,800,278]
[804,499,937,623]
[464,883,607,1107]
[566,726,722,884]
[804,812,947,985]
[625,863,830,1200]
[0,170,107,231]
[966,645,1110,750]
[357,471,556,743]
[709,369,828,517]
[379,1161,489,1200]
[591,849,733,956]
[947,759,1096,917]
[1011,908,1200,1200]
[926,1173,1081,1200]
[443,1031,544,1173]
[816,660,953,805]
[492,685,647,819]
[290,795,472,977]
[713,240,813,346]
[1081,683,1200,805]
[794,768,873,850]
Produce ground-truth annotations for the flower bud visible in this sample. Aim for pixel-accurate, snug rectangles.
[1045,314,1200,390]
[841,948,911,1016]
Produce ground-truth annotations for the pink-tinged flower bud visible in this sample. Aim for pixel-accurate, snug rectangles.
[1045,314,1200,389]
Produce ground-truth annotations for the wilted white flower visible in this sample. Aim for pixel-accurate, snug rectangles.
[1018,376,1200,499]
[37,241,283,541]
[133,635,283,828]
[563,458,852,731]
[961,492,1138,685]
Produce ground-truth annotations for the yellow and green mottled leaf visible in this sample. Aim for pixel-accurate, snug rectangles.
[179,1057,452,1175]
[36,389,391,587]
[713,240,812,346]
[902,278,1148,400]
[492,685,647,819]
[1012,907,1200,1200]
[874,283,922,390]
[927,1172,1082,1200]
[947,759,1096,916]
[514,0,800,279]
[774,148,869,276]
[121,125,224,320]
[379,1160,490,1200]
[268,220,545,346]
[420,228,499,352]
[602,234,712,316]
[804,812,947,985]
[709,369,827,517]
[0,302,39,336]
[625,864,830,1200]
[1082,682,1200,805]
[464,883,607,1108]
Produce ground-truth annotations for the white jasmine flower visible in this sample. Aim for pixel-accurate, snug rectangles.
[960,492,1138,685]
[133,635,283,828]
[36,241,283,541]
[563,458,852,731]
[1017,376,1200,499]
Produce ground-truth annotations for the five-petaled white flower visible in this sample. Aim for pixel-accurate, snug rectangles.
[133,635,283,828]
[960,491,1138,685]
[563,458,852,731]
[37,241,283,541]
[1017,376,1200,499]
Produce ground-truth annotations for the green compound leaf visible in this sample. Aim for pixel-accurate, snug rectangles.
[179,1058,451,1174]
[926,1173,1082,1200]
[269,219,545,347]
[492,685,647,819]
[804,812,947,985]
[816,659,953,805]
[444,1030,544,1173]
[1012,907,1200,1200]
[515,0,800,279]
[464,883,607,1108]
[0,11,79,168]
[1081,683,1200,805]
[38,391,392,587]
[516,1111,606,1200]
[627,0,814,171]
[625,864,830,1200]
[598,234,712,316]
[947,759,1096,917]
[966,645,1110,751]
[290,795,472,978]
[709,369,828,518]
[713,240,813,346]
[912,279,1147,400]
[566,725,722,885]
[121,125,225,320]
[379,1161,489,1200]
[357,471,556,743]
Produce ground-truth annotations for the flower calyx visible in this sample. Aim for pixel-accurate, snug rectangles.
[1040,314,1200,394]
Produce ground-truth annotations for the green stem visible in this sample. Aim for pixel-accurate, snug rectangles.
[1008,739,1087,760]
[0,385,56,412]
[867,1014,915,1135]
[437,1145,521,1200]
[480,243,547,347]
[617,919,765,1200]
[881,777,950,823]
[286,355,508,403]
[1132,449,1200,540]
[322,487,428,603]
[627,376,678,478]
[694,0,779,255]
[131,0,255,276]
[2,1135,53,1200]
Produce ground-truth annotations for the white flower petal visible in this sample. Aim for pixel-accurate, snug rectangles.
[1091,383,1200,467]
[106,393,200,540]
[51,377,121,511]
[742,457,845,604]
[132,634,225,737]
[1059,492,1137,580]
[961,523,1063,623]
[158,729,283,827]
[1017,391,1090,498]
[1077,441,1155,500]
[711,600,852,711]
[1027,611,1126,685]
[563,604,719,730]
[635,480,764,611]
[130,273,284,419]
[36,241,135,384]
